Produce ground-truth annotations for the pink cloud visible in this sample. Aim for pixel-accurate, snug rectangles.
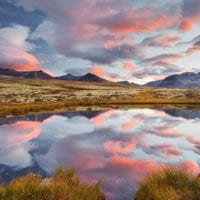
[91,110,116,126]
[0,46,40,71]
[180,0,200,31]
[0,47,52,75]
[180,161,200,175]
[73,153,104,170]
[185,135,200,150]
[104,138,136,155]
[0,121,41,148]
[151,124,184,138]
[41,68,56,77]
[123,61,134,69]
[92,115,105,126]
[107,156,163,183]
[102,35,135,50]
[0,25,41,71]
[149,143,182,158]
[96,8,178,34]
[161,35,181,44]
[179,19,194,31]
[122,118,141,131]
[142,33,181,48]
[90,66,106,76]
[90,66,117,81]
[188,47,200,55]
[143,54,183,64]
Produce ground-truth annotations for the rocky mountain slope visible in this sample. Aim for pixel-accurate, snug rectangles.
[145,72,200,88]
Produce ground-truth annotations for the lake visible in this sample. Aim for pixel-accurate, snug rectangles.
[0,108,200,200]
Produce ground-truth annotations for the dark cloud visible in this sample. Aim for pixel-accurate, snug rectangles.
[182,0,200,18]
[0,0,45,31]
[180,0,200,31]
[144,143,182,158]
[194,40,200,46]
[153,62,181,74]
[141,34,181,48]
[140,54,183,74]
[68,46,137,64]
[142,54,182,64]
[184,35,200,55]
[93,7,178,34]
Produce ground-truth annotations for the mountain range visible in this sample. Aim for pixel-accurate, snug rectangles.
[55,72,110,83]
[0,67,110,83]
[0,67,137,85]
[145,72,200,88]
[0,68,52,79]
[0,67,200,88]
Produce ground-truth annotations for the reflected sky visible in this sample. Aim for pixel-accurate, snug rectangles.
[0,109,200,200]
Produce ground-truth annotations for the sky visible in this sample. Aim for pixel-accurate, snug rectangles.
[1,0,200,84]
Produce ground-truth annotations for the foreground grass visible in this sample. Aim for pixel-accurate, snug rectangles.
[0,167,105,200]
[134,167,200,200]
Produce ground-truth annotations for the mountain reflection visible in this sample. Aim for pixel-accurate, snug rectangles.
[0,109,200,200]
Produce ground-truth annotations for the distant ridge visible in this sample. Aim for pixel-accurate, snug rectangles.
[78,73,109,82]
[55,74,81,81]
[56,72,110,83]
[0,67,52,79]
[144,72,200,88]
[0,67,111,83]
[0,67,25,78]
[5,67,199,88]
[23,70,53,79]
[117,81,139,86]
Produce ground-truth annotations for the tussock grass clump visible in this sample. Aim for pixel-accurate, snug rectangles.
[0,167,105,200]
[134,167,200,200]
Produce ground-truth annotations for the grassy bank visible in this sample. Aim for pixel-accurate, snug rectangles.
[0,167,105,200]
[1,100,200,118]
[134,167,200,200]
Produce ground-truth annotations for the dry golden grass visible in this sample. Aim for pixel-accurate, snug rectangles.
[1,77,200,116]
[134,167,200,200]
[0,167,105,200]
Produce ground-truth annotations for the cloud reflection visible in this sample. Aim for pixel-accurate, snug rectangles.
[0,121,41,148]
[0,121,41,168]
[0,109,200,199]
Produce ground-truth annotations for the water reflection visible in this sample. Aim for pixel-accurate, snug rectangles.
[0,109,200,200]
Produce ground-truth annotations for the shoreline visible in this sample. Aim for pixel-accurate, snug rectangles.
[1,100,200,117]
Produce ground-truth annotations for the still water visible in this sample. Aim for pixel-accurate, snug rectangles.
[0,108,200,200]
